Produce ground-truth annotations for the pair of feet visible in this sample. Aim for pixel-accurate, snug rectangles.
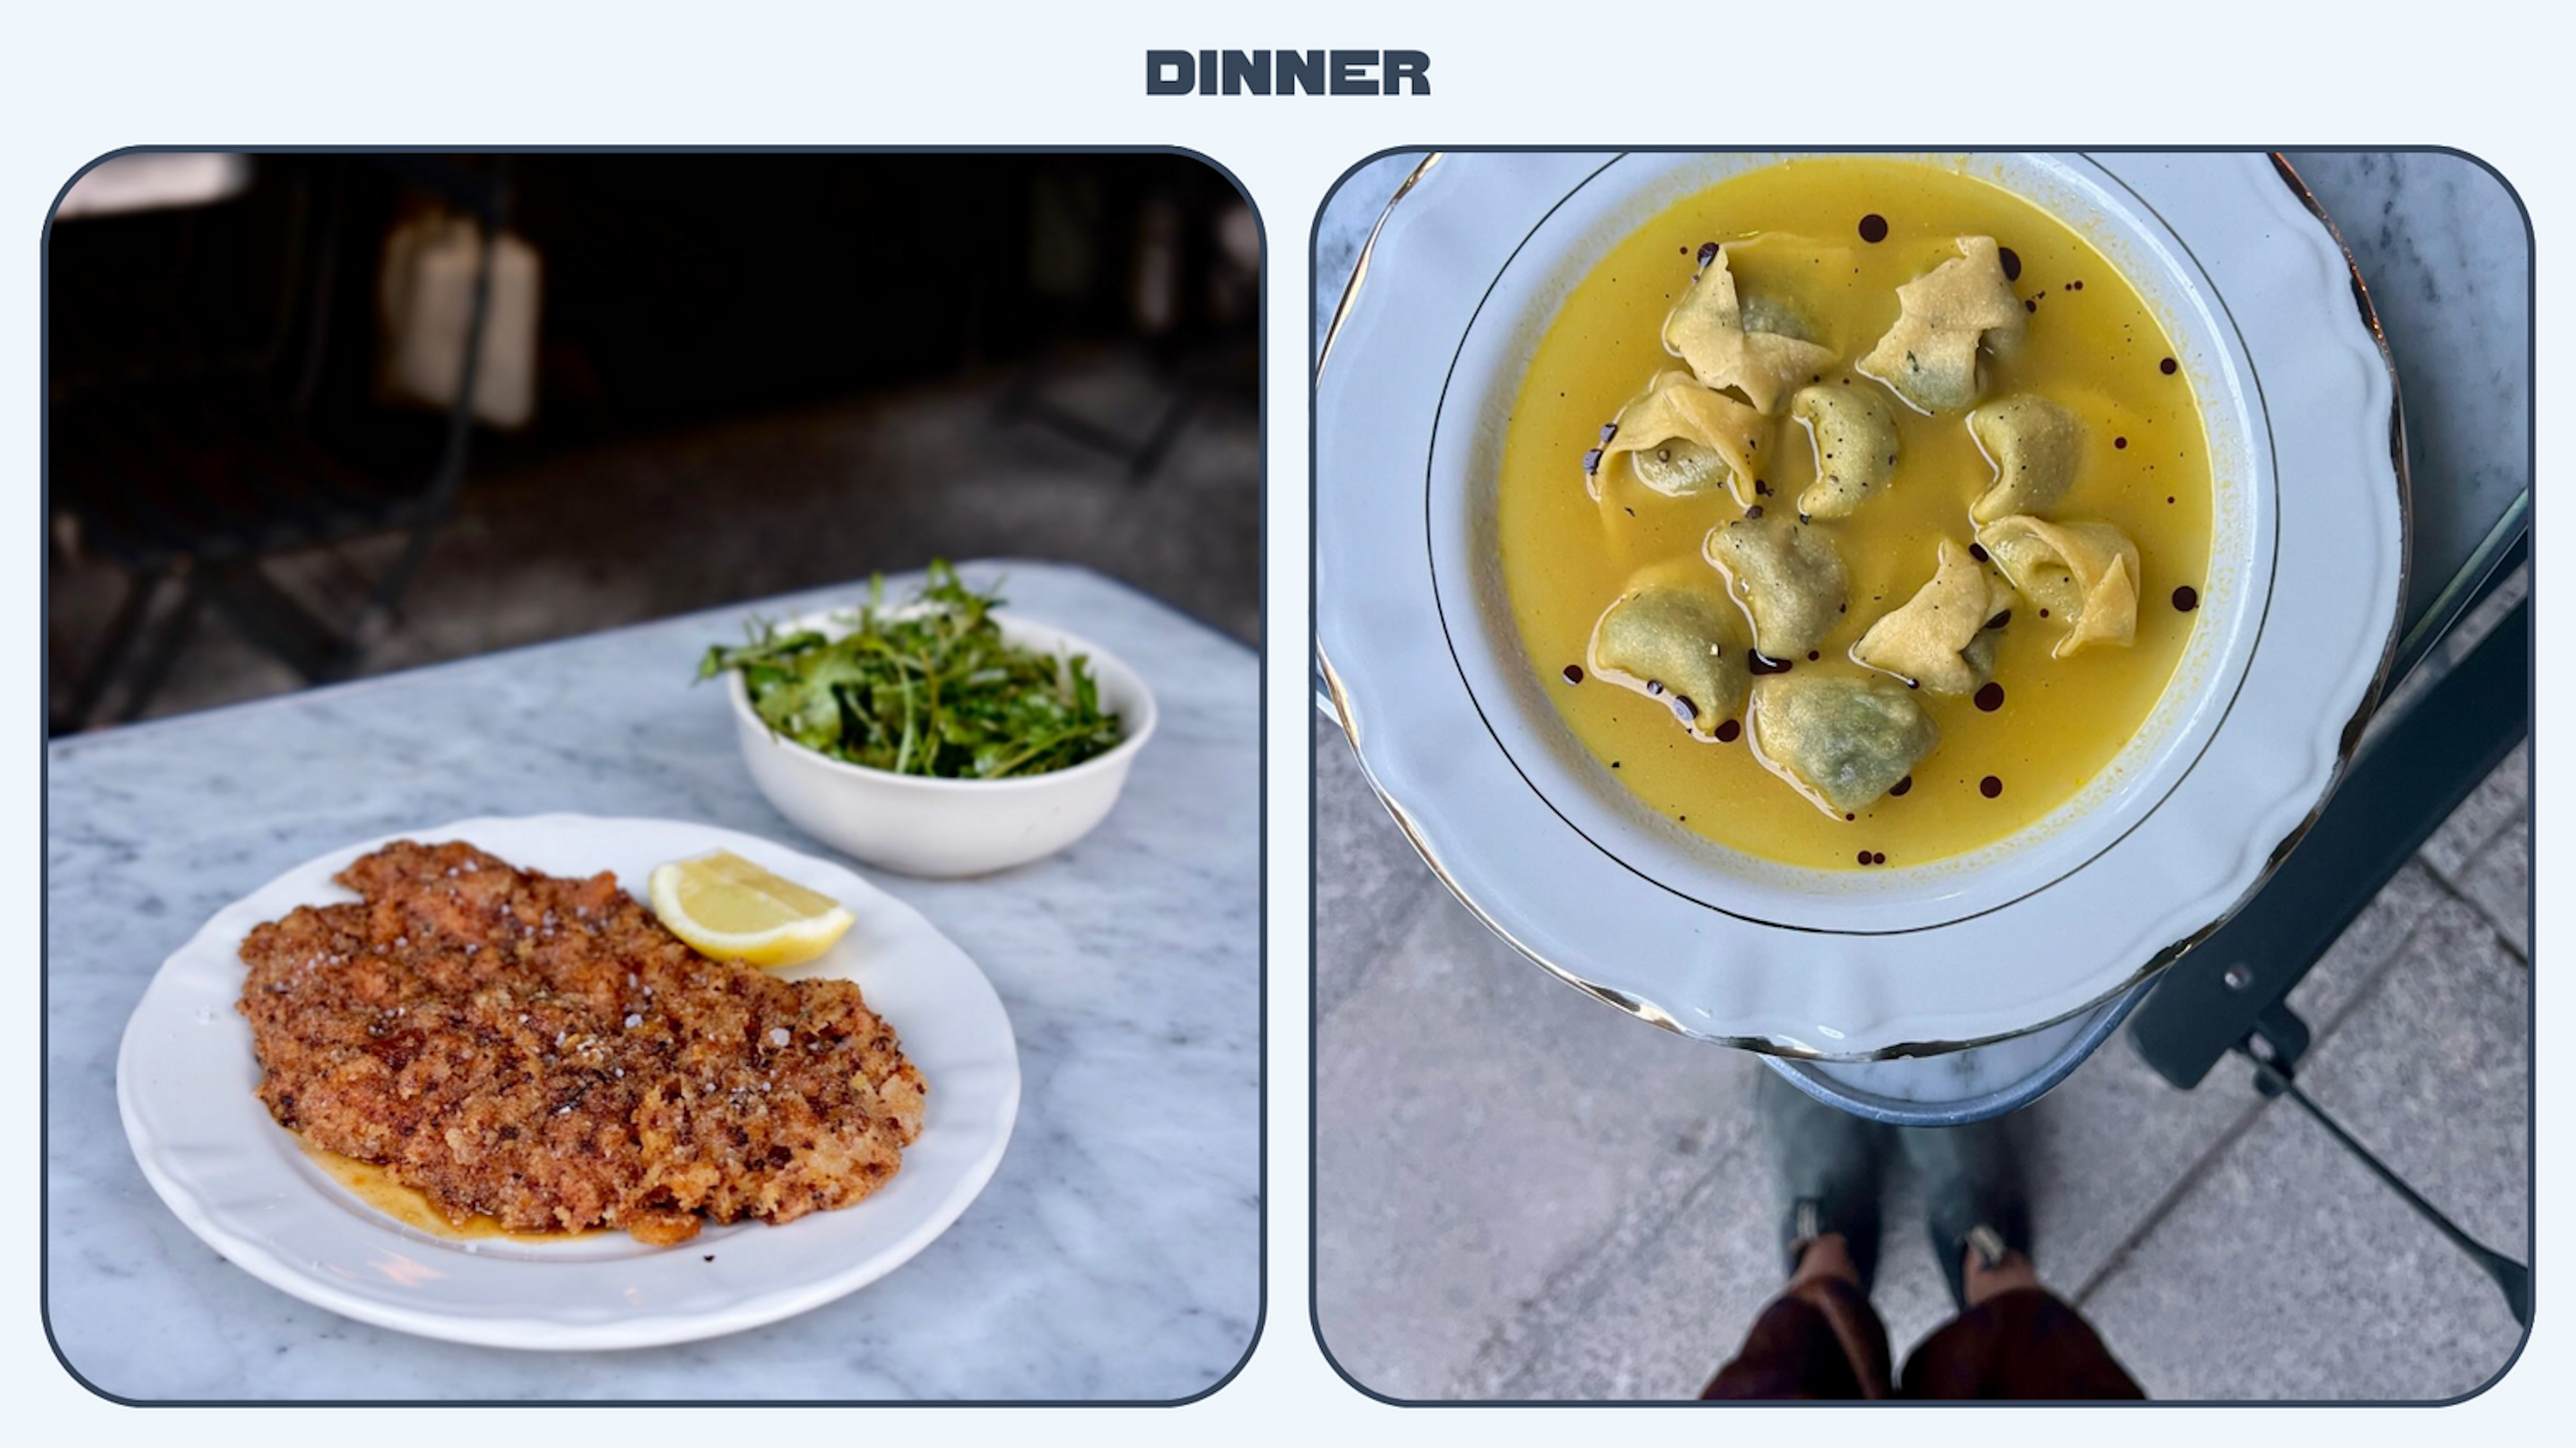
[1761,1068,2035,1312]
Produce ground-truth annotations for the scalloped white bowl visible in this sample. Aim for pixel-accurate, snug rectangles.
[1316,152,2404,1059]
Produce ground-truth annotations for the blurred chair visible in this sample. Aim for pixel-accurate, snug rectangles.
[994,162,1255,482]
[50,155,509,731]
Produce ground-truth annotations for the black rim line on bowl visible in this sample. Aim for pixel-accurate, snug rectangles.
[1416,151,2291,938]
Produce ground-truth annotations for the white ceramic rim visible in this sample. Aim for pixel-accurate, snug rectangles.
[116,814,1022,1349]
[1315,151,2406,1059]
[722,609,1159,793]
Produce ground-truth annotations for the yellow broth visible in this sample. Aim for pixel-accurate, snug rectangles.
[303,1141,603,1242]
[1499,157,2212,870]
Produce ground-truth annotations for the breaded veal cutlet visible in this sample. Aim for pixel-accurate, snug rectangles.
[237,839,924,1245]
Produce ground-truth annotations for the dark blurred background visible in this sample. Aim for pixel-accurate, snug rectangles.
[45,152,1260,733]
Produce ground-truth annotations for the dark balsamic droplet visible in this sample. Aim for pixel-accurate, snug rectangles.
[1754,478,1772,496]
[1974,682,2006,713]
[1980,776,2004,799]
[1984,610,2012,630]
[2023,298,2037,313]
[2160,356,2179,375]
[2038,608,2051,619]
[1889,775,1913,796]
[1844,813,1856,821]
[1748,652,1794,676]
[1968,542,1990,563]
[1697,241,1719,266]
[1857,850,1872,866]
[1872,851,1886,865]
[1745,505,1765,520]
[1715,719,1742,743]
[2173,585,2200,613]
[1858,213,1889,244]
[2114,435,2129,450]
[1807,651,1821,662]
[1997,246,2023,281]
[1562,664,1584,684]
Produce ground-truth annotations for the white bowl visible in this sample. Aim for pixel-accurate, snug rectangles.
[727,610,1156,877]
[1316,152,2405,1057]
[1437,153,2273,933]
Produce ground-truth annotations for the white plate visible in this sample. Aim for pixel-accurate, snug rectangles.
[116,813,1020,1349]
[1316,152,2404,1059]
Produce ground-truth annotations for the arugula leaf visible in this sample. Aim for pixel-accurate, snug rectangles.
[698,562,1126,779]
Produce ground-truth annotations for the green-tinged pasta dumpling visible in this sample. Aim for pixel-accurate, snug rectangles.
[1752,674,1940,815]
[1979,515,2141,656]
[1593,370,1771,506]
[1737,294,1819,344]
[1852,539,2015,695]
[1859,236,2027,414]
[1970,394,2083,523]
[1589,586,1751,737]
[1705,511,1849,659]
[1790,383,1900,520]
[1663,245,1841,415]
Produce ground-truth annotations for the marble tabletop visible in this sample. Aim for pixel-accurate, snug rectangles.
[45,560,1261,1402]
[1312,151,2530,1105]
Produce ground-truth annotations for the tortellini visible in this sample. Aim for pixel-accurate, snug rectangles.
[1970,394,2083,523]
[1737,293,1821,344]
[1594,370,1771,506]
[1859,236,2027,414]
[1752,674,1941,815]
[1589,586,1751,737]
[1790,383,1901,520]
[1979,515,2141,656]
[1705,511,1849,659]
[1663,245,1841,415]
[1853,539,2015,695]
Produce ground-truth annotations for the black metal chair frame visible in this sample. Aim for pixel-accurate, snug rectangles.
[2127,508,2532,1325]
[991,168,1233,483]
[52,155,510,730]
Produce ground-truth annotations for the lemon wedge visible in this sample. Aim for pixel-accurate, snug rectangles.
[647,850,855,968]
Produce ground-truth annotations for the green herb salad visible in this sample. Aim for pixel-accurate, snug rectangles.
[699,562,1125,780]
